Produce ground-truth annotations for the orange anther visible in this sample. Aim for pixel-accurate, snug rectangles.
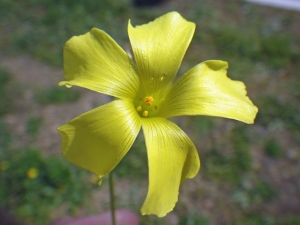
[144,96,154,106]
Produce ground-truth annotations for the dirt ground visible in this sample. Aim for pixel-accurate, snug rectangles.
[0,55,112,155]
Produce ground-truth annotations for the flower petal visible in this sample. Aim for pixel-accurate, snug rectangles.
[57,100,141,178]
[141,118,200,217]
[60,28,139,100]
[158,60,258,124]
[128,12,195,96]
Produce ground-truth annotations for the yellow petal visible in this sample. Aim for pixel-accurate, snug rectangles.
[141,118,200,217]
[128,12,195,96]
[159,60,258,124]
[57,100,141,178]
[60,28,139,100]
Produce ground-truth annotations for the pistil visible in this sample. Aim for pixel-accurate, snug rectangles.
[135,95,158,117]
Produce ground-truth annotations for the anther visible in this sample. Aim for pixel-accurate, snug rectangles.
[136,106,142,111]
[143,111,149,117]
[144,96,154,106]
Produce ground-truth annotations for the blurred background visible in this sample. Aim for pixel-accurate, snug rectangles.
[0,0,300,224]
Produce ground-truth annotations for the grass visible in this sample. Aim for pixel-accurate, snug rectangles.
[256,95,300,142]
[178,214,210,225]
[26,116,43,139]
[0,67,15,116]
[0,148,94,225]
[114,134,148,180]
[203,125,252,185]
[234,214,278,225]
[178,213,209,225]
[264,138,284,158]
[36,86,81,105]
[0,0,130,65]
[192,117,215,134]
[0,120,12,148]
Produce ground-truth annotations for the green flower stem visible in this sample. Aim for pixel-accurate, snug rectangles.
[109,172,117,225]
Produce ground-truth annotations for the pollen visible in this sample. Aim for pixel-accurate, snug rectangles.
[143,111,149,117]
[144,96,154,106]
[135,95,158,117]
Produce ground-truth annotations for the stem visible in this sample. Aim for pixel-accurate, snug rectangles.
[109,172,117,225]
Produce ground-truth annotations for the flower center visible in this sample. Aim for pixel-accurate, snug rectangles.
[135,95,159,118]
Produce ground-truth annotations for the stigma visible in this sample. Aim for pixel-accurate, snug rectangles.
[144,96,154,106]
[135,95,158,117]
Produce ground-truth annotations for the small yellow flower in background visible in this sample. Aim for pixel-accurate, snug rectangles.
[88,174,100,185]
[0,161,9,171]
[57,12,258,217]
[27,167,38,179]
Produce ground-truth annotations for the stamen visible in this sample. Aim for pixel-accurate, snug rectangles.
[144,96,154,106]
[154,105,158,110]
[136,106,142,112]
[143,111,149,117]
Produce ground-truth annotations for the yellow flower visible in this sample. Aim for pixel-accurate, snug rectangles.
[27,167,38,179]
[57,12,258,217]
